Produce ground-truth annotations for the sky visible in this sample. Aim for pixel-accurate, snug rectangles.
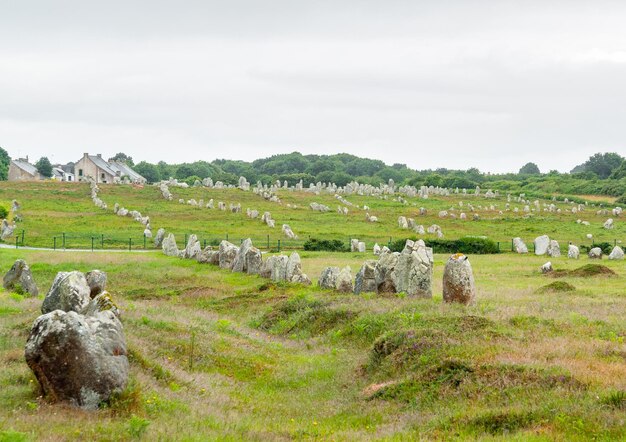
[1,1,625,173]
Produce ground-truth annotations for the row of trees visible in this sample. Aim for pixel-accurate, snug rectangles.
[1,147,624,199]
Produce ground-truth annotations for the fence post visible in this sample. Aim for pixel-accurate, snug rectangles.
[53,236,57,251]
[203,239,207,248]
[128,238,132,251]
[497,241,500,252]
[15,235,18,249]
[267,234,269,249]
[101,234,104,249]
[21,230,24,245]
[511,238,514,252]
[226,233,229,242]
[143,234,146,249]
[62,232,66,249]
[277,239,281,252]
[91,237,94,252]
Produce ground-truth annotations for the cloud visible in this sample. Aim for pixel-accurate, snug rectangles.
[1,1,625,172]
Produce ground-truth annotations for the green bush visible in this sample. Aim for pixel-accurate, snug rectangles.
[389,236,500,254]
[0,206,7,219]
[303,238,348,252]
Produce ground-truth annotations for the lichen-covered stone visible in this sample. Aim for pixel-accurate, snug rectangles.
[219,241,239,270]
[354,260,377,294]
[85,270,107,297]
[442,254,476,305]
[3,259,38,296]
[161,233,179,257]
[232,238,252,272]
[318,267,340,289]
[42,271,91,314]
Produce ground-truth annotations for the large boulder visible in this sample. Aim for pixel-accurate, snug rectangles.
[442,254,476,305]
[245,247,263,275]
[335,266,354,293]
[1,219,15,241]
[392,242,434,298]
[42,272,91,314]
[232,238,253,272]
[154,228,166,248]
[269,255,288,282]
[85,270,107,297]
[25,309,128,409]
[197,247,219,265]
[589,247,603,259]
[547,240,561,258]
[3,259,38,296]
[350,239,359,252]
[603,218,614,229]
[318,267,340,289]
[219,241,239,270]
[354,260,377,295]
[513,237,528,254]
[608,246,624,260]
[534,235,550,255]
[161,233,179,257]
[567,244,580,259]
[374,252,400,293]
[286,252,302,281]
[182,234,202,260]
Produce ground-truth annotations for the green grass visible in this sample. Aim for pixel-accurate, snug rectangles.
[0,181,624,250]
[0,248,624,440]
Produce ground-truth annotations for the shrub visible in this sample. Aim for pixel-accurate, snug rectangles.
[389,236,500,254]
[303,238,348,252]
[580,242,613,255]
[0,206,7,219]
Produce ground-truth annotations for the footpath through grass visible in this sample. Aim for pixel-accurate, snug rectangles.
[0,249,625,440]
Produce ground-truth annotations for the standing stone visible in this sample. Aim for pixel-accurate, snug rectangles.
[42,271,92,314]
[375,252,400,293]
[182,234,202,260]
[588,247,603,259]
[358,242,366,253]
[219,241,239,270]
[269,255,288,282]
[286,252,302,281]
[85,270,107,297]
[154,228,166,248]
[603,218,614,229]
[567,244,580,259]
[350,239,359,252]
[442,254,476,305]
[318,267,340,289]
[354,261,377,295]
[392,243,434,298]
[232,238,253,272]
[547,240,561,258]
[608,246,624,260]
[162,233,179,257]
[541,262,553,274]
[513,237,528,254]
[3,259,38,296]
[335,266,354,293]
[25,309,128,409]
[197,247,219,265]
[534,235,550,255]
[245,247,263,275]
[373,243,381,256]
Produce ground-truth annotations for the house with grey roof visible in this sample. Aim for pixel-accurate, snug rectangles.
[74,153,145,184]
[8,157,43,181]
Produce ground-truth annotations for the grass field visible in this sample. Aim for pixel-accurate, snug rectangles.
[0,181,623,251]
[1,247,625,440]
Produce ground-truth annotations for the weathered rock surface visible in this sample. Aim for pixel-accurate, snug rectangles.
[513,237,528,254]
[534,235,550,255]
[25,309,128,409]
[354,260,377,294]
[541,262,553,274]
[443,254,476,305]
[219,241,239,270]
[154,228,166,248]
[589,247,603,259]
[182,234,202,260]
[3,259,38,296]
[608,246,624,260]
[162,233,179,257]
[547,240,561,258]
[245,247,263,275]
[232,238,252,272]
[335,266,354,293]
[42,271,91,314]
[85,270,107,297]
[197,247,219,265]
[318,267,340,289]
[567,244,580,259]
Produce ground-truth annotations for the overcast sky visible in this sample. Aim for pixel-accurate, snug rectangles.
[1,1,625,172]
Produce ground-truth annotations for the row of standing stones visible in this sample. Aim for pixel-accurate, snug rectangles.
[161,234,477,306]
[3,262,128,410]
[514,235,624,260]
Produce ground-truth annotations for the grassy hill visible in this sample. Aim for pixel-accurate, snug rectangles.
[0,181,623,251]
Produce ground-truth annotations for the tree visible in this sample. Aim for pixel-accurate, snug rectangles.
[570,152,624,178]
[609,159,626,180]
[35,157,52,178]
[0,146,9,181]
[518,162,540,175]
[133,161,160,183]
[108,152,134,166]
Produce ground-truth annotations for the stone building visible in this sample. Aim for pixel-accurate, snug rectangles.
[73,153,145,184]
[8,158,42,181]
